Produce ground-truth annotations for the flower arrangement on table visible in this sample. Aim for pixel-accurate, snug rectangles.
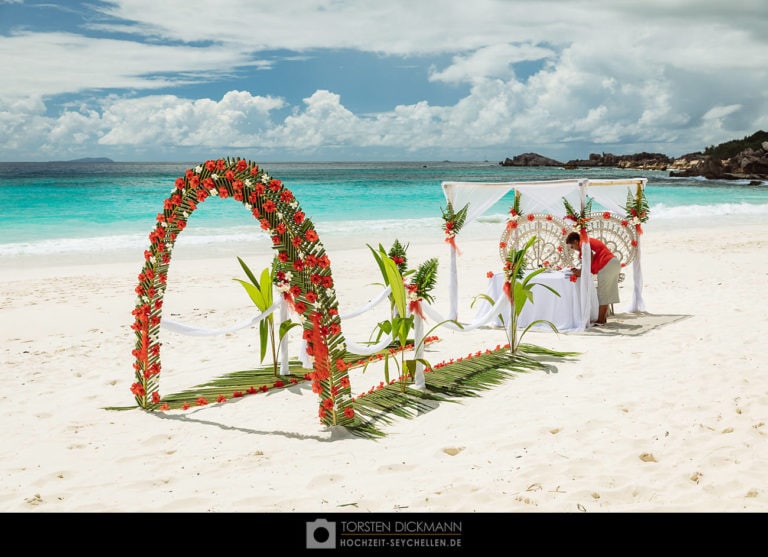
[441,201,469,254]
[541,259,564,272]
[623,187,650,235]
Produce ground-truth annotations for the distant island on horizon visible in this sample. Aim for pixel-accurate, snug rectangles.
[52,157,115,163]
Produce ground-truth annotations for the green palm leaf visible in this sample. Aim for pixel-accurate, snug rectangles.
[237,256,259,285]
[259,267,273,307]
[414,257,438,303]
[233,278,267,309]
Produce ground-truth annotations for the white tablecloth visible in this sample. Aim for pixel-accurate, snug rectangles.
[476,270,597,332]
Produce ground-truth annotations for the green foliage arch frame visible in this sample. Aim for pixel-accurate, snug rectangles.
[129,157,355,428]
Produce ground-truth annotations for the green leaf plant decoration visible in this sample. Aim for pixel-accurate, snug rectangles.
[233,256,300,376]
[475,235,561,355]
[411,257,438,305]
[367,244,460,391]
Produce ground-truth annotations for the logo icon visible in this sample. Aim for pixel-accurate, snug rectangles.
[306,519,336,549]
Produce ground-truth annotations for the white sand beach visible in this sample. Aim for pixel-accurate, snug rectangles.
[1,218,767,513]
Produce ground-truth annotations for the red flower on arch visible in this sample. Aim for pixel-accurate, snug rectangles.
[130,157,352,429]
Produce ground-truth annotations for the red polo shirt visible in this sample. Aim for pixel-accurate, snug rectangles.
[578,238,615,274]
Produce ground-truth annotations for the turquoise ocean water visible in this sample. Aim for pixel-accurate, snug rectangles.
[1,160,766,261]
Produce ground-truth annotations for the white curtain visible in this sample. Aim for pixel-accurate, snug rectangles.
[442,181,516,227]
[584,181,633,213]
[586,179,647,313]
[578,235,594,330]
[442,181,516,320]
[513,181,583,215]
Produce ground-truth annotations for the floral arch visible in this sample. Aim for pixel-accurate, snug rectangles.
[129,157,354,428]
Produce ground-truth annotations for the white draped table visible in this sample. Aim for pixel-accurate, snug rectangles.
[476,270,598,332]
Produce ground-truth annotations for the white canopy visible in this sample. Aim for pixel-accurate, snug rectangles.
[441,177,648,329]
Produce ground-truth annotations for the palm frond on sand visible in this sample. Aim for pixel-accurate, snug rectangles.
[348,343,578,438]
[109,342,578,440]
[107,339,440,412]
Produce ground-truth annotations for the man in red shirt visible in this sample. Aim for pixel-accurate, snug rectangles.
[566,231,620,325]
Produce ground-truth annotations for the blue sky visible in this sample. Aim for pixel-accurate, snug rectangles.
[1,0,766,162]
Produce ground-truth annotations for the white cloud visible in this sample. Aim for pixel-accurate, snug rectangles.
[267,90,359,149]
[703,105,742,122]
[97,91,286,146]
[429,44,555,84]
[0,0,766,160]
[0,31,264,100]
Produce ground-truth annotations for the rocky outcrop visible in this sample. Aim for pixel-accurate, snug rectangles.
[499,151,671,170]
[565,152,673,171]
[499,134,768,181]
[500,152,563,166]
[669,142,768,181]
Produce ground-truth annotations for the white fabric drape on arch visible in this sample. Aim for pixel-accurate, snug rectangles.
[441,181,517,321]
[163,285,399,374]
[586,179,647,312]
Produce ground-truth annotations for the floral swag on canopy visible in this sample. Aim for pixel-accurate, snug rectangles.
[440,201,469,255]
[623,187,650,235]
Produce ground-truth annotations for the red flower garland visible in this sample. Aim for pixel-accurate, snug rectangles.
[130,157,354,428]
